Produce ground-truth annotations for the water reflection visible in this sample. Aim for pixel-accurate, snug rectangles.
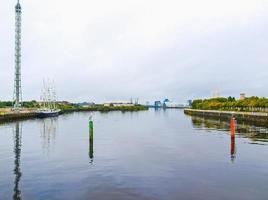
[0,110,267,200]
[191,116,268,144]
[230,134,236,162]
[40,118,58,154]
[13,122,22,200]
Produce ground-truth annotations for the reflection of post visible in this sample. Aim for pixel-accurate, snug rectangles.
[230,117,236,162]
[230,134,235,161]
[13,122,22,200]
[89,120,94,162]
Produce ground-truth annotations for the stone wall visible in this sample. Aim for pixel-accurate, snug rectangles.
[184,109,268,125]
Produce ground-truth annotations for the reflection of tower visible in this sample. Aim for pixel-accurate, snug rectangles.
[14,0,22,109]
[41,118,57,154]
[13,122,22,200]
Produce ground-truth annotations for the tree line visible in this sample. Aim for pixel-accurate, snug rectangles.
[192,97,268,112]
[0,100,148,112]
[0,100,40,108]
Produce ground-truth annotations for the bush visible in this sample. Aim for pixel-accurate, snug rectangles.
[191,96,268,111]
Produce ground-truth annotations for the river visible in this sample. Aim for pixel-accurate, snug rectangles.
[0,109,268,200]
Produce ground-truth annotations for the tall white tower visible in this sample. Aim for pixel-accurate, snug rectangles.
[14,0,22,109]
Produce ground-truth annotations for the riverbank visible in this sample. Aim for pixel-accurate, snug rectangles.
[0,111,37,123]
[59,105,148,113]
[0,105,148,123]
[184,108,268,125]
[191,97,268,112]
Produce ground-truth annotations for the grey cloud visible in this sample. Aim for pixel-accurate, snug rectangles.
[0,0,267,103]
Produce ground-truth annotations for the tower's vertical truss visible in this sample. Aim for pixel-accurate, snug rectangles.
[14,0,22,109]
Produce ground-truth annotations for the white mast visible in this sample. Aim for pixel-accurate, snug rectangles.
[41,79,57,110]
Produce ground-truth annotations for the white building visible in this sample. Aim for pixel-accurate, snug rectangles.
[103,101,134,107]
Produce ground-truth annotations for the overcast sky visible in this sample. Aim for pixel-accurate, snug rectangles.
[0,0,267,103]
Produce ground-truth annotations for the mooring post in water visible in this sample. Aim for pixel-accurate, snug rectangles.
[89,120,93,141]
[230,117,235,138]
[230,117,236,162]
[89,117,94,160]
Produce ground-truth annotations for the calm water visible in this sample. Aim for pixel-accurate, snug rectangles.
[0,109,268,200]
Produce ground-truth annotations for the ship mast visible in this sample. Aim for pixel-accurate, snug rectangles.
[41,79,57,110]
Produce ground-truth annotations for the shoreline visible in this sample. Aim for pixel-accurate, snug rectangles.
[0,106,149,123]
[0,112,37,123]
[184,108,268,126]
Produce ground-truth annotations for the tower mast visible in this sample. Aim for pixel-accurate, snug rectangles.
[14,0,22,109]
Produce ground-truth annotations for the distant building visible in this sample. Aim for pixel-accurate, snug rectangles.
[164,102,185,108]
[240,93,246,100]
[154,101,162,108]
[77,102,95,107]
[164,99,185,108]
[163,99,170,103]
[163,99,170,108]
[56,101,71,105]
[187,100,192,106]
[212,90,221,98]
[103,101,134,107]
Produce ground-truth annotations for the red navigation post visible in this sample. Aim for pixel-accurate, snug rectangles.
[230,117,235,138]
[230,117,236,161]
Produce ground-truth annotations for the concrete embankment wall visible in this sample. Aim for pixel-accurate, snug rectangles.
[0,110,74,123]
[0,112,37,123]
[0,106,148,123]
[184,109,268,125]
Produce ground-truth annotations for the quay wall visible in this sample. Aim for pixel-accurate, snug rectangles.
[0,112,37,123]
[184,109,268,125]
[0,106,148,123]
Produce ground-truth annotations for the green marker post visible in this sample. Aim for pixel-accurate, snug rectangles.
[89,120,93,141]
[89,119,94,160]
